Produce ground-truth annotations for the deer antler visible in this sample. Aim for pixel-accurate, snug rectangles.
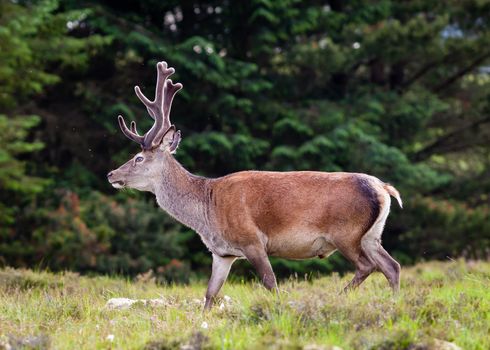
[118,61,183,149]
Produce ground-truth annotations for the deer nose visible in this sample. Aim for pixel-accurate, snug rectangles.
[107,171,114,179]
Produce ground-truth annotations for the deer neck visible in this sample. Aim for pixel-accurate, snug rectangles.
[152,152,214,233]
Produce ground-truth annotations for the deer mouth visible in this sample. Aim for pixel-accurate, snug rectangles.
[111,180,125,188]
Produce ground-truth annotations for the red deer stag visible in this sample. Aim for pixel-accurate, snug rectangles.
[108,61,403,310]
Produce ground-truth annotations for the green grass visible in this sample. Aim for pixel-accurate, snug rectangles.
[0,260,489,349]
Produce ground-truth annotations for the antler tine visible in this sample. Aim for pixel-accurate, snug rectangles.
[163,79,183,126]
[155,62,175,108]
[134,86,152,106]
[118,61,182,149]
[149,79,183,147]
[134,62,177,149]
[134,62,175,109]
[118,115,145,143]
[130,121,140,135]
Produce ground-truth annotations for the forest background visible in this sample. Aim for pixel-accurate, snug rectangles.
[1,0,489,283]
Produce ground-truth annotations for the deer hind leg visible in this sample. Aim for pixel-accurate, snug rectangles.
[357,189,401,292]
[372,246,400,292]
[342,249,377,292]
[361,222,401,292]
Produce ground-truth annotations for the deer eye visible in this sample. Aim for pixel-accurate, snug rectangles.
[135,156,144,163]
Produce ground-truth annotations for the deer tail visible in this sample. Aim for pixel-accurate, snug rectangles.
[384,184,403,208]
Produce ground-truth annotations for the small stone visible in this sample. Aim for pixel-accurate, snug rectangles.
[303,344,328,350]
[200,321,208,329]
[0,335,12,350]
[147,298,166,307]
[106,297,167,310]
[105,298,137,310]
[432,339,462,350]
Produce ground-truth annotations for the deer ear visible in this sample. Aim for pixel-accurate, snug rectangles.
[159,126,181,154]
[169,129,181,154]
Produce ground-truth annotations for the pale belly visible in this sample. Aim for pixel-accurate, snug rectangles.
[197,228,336,260]
[266,232,337,260]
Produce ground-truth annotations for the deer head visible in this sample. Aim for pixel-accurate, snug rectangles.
[107,61,183,191]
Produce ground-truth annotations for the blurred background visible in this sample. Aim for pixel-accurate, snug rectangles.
[1,0,489,283]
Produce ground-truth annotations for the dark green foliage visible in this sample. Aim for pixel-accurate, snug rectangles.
[396,196,490,260]
[1,0,489,280]
[0,115,46,229]
[2,189,192,282]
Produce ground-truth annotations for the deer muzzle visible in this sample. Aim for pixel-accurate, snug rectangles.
[107,171,125,188]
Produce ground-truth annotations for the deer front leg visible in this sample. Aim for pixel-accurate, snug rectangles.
[243,245,278,291]
[204,254,236,310]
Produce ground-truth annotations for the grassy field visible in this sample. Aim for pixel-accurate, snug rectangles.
[0,260,489,350]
